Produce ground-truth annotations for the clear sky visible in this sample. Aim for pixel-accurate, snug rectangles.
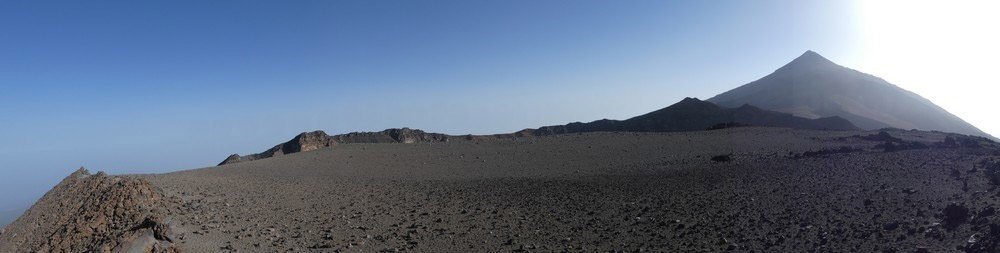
[1,1,997,215]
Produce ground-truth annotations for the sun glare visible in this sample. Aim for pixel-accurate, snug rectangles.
[857,0,1000,136]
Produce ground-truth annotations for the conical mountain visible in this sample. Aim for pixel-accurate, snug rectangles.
[708,50,993,139]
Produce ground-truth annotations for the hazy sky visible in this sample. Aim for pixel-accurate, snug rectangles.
[1,1,997,213]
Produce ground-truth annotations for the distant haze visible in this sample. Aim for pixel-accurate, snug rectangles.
[1,1,998,227]
[709,51,994,139]
[0,208,24,228]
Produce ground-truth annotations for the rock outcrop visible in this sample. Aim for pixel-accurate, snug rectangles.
[330,128,449,144]
[0,168,179,252]
[219,128,449,165]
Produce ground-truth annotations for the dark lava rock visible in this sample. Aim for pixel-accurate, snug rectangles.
[883,221,900,231]
[794,146,862,159]
[854,131,931,152]
[965,223,1000,253]
[857,131,903,143]
[984,159,1000,185]
[982,207,997,218]
[943,203,971,228]
[877,141,929,152]
[711,155,732,162]
[219,128,450,165]
[936,135,987,149]
[706,122,746,130]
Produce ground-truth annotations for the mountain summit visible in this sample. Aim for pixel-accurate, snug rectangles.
[708,50,993,139]
[781,50,835,69]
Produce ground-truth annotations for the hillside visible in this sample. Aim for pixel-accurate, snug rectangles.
[220,99,855,166]
[708,50,994,139]
[6,128,1000,251]
[519,97,858,136]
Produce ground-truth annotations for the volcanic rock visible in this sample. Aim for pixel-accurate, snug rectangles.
[219,128,449,165]
[944,203,971,228]
[0,168,178,252]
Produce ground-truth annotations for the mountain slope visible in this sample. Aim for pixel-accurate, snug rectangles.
[707,50,993,139]
[519,97,858,136]
[219,99,856,165]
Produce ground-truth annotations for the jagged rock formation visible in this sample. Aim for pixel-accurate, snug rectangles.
[708,50,994,139]
[0,168,179,252]
[514,97,858,136]
[219,128,449,165]
[330,128,449,144]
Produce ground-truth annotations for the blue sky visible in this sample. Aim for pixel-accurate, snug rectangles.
[0,0,929,214]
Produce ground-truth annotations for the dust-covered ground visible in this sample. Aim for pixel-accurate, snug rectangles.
[126,127,1000,252]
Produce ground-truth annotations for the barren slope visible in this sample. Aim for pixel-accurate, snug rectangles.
[6,127,1000,252]
[130,128,1000,252]
[517,97,857,136]
[708,51,993,139]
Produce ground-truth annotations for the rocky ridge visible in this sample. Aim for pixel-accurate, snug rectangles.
[0,168,179,252]
[219,128,449,165]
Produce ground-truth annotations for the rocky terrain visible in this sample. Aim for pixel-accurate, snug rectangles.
[6,127,1000,252]
[4,50,998,252]
[708,51,994,139]
[219,128,449,165]
[0,168,180,252]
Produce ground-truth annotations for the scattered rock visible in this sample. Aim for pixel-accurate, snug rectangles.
[793,146,862,159]
[711,155,732,163]
[943,203,970,228]
[883,221,900,231]
[876,140,929,152]
[856,131,902,143]
[981,207,996,218]
[936,135,986,149]
[984,159,1000,185]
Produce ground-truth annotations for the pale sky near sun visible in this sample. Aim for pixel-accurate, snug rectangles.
[853,0,1000,138]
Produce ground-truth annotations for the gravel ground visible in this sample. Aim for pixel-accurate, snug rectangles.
[133,127,1000,252]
